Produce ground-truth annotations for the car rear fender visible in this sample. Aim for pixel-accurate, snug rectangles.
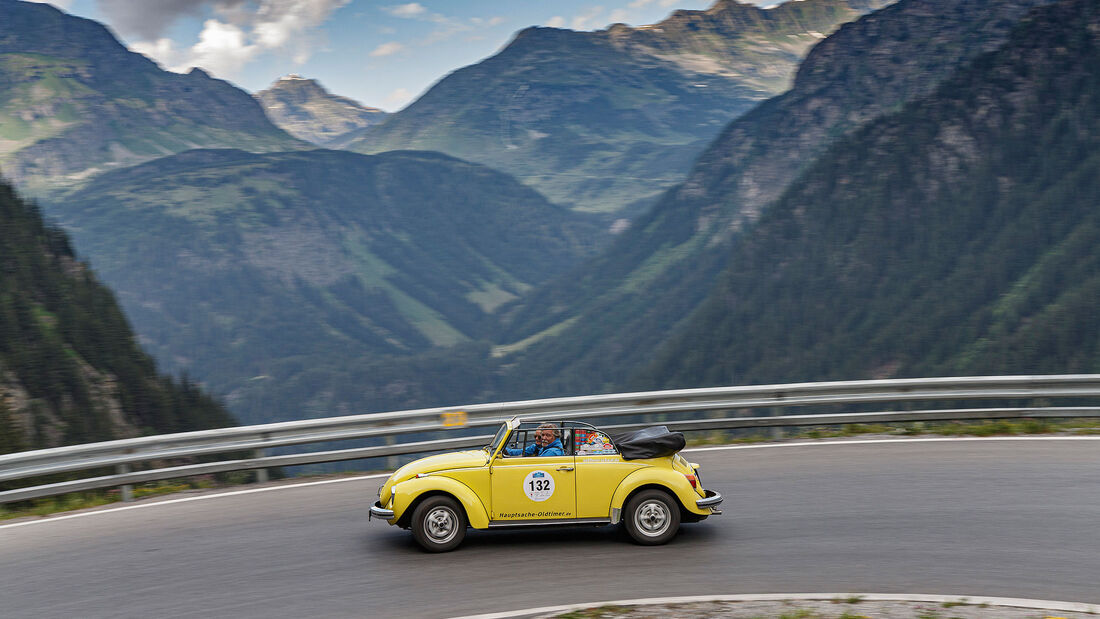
[610,467,710,518]
[392,476,491,529]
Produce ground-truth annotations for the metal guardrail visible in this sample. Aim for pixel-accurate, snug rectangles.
[2,375,1099,504]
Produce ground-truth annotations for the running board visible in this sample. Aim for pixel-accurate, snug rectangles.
[487,517,611,528]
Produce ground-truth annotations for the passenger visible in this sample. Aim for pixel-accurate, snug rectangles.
[506,423,565,457]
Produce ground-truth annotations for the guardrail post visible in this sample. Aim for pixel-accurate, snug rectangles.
[254,448,268,484]
[770,408,784,440]
[385,435,397,471]
[117,463,133,502]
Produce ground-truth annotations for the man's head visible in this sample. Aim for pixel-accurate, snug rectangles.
[534,423,559,447]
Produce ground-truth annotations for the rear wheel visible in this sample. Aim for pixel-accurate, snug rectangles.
[411,495,466,552]
[623,489,680,545]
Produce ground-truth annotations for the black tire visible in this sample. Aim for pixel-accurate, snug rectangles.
[411,495,467,552]
[623,489,680,545]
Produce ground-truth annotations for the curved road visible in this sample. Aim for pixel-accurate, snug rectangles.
[2,439,1098,618]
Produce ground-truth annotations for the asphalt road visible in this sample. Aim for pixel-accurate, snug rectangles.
[2,439,1098,618]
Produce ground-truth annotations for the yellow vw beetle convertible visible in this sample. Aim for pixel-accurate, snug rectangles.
[369,417,722,551]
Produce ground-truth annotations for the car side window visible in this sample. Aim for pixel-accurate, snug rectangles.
[574,429,617,455]
[502,429,530,457]
[503,425,568,457]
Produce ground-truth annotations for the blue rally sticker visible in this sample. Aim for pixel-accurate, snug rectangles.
[523,470,554,502]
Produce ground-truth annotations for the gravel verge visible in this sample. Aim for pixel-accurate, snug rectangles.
[526,596,1100,619]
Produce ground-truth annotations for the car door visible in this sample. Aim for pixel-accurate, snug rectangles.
[572,428,646,519]
[490,430,576,521]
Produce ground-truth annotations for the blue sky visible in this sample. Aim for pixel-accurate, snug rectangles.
[28,0,759,111]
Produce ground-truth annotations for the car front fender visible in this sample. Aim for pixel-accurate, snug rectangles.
[391,475,491,529]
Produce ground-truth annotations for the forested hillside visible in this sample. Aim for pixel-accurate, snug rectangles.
[493,0,1056,399]
[46,149,599,424]
[636,0,1100,388]
[0,181,233,454]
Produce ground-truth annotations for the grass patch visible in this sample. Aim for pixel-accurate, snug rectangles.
[2,476,222,521]
[831,596,864,604]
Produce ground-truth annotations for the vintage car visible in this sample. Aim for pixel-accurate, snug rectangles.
[369,417,722,551]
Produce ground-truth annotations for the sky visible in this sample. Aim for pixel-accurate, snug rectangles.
[25,0,749,111]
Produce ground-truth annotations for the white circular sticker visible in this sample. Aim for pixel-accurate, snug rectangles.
[522,470,555,502]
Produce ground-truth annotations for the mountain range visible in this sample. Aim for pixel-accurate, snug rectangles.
[342,0,891,217]
[4,0,1098,439]
[0,0,305,196]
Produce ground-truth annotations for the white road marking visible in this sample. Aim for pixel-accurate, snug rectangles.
[448,592,1100,619]
[0,473,389,530]
[5,436,1098,530]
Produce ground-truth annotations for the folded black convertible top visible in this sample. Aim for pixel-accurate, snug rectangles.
[613,426,686,460]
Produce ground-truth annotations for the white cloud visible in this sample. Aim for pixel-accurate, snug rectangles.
[383,3,427,18]
[130,37,184,68]
[609,9,631,23]
[470,16,506,27]
[187,18,258,76]
[116,0,350,80]
[370,42,405,57]
[388,8,506,47]
[545,16,566,28]
[384,88,413,108]
[571,6,606,30]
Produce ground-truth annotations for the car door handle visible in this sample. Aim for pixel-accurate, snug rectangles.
[556,466,574,472]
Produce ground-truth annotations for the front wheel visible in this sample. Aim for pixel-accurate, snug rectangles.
[623,489,680,545]
[411,495,466,552]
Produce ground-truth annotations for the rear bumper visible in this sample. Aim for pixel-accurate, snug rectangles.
[369,501,395,521]
[696,489,723,511]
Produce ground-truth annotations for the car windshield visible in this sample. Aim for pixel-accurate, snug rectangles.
[486,422,508,452]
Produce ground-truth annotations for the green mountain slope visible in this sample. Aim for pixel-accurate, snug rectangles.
[343,0,886,216]
[46,149,600,424]
[637,0,1100,388]
[255,75,387,146]
[493,0,1056,398]
[0,180,233,454]
[0,0,305,195]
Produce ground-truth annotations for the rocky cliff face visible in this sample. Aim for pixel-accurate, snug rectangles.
[638,0,1100,387]
[675,0,1059,235]
[345,0,888,216]
[0,0,305,195]
[255,75,387,146]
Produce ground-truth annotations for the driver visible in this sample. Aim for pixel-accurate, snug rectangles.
[506,423,565,457]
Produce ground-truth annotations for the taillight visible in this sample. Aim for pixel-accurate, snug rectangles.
[684,474,697,488]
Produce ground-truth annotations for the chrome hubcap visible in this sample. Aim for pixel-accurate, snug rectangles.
[425,506,458,543]
[634,500,670,536]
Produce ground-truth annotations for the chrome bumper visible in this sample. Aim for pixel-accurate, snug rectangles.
[696,489,723,510]
[369,501,394,521]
